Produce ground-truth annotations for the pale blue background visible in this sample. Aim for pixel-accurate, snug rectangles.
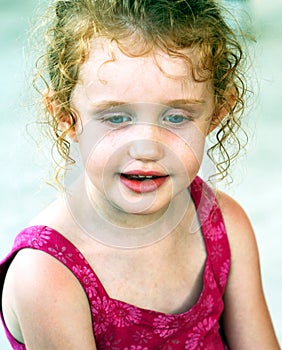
[0,0,281,348]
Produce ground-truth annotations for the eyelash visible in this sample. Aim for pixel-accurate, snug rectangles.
[162,113,192,126]
[101,113,133,126]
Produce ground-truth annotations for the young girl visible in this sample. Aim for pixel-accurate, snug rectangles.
[0,0,280,349]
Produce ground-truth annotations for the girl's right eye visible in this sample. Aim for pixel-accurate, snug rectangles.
[102,114,133,126]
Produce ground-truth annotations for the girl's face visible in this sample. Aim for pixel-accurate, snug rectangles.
[70,39,215,218]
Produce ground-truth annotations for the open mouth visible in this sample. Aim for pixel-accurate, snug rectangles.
[120,173,169,193]
[122,174,163,181]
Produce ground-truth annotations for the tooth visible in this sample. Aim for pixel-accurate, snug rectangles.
[124,174,158,180]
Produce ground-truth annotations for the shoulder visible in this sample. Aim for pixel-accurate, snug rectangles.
[3,248,90,323]
[2,248,96,348]
[216,190,252,229]
[215,191,280,349]
[216,190,256,250]
[215,190,260,278]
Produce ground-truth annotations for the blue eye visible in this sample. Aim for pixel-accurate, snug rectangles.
[105,114,132,125]
[163,114,190,125]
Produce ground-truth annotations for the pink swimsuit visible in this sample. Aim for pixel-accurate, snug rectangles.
[0,177,230,349]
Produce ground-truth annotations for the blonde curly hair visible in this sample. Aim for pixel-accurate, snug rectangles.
[34,0,250,184]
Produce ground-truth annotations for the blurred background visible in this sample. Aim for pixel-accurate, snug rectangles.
[0,0,281,348]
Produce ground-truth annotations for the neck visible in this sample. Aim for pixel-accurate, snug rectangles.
[63,175,194,248]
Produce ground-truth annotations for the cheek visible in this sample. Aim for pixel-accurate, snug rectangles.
[77,119,119,165]
[80,130,128,181]
[168,143,204,183]
[165,123,206,167]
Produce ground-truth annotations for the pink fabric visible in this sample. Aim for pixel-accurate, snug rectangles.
[0,177,230,349]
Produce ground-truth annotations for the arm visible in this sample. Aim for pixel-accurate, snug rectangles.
[218,191,280,349]
[2,248,97,350]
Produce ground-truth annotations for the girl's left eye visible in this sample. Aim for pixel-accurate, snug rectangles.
[163,114,191,125]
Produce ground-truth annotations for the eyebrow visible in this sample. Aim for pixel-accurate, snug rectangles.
[91,98,205,111]
[91,101,128,111]
[163,98,205,107]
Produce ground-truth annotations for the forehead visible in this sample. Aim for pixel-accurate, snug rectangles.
[75,38,213,103]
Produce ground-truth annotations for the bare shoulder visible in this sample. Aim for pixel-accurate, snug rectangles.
[216,190,253,232]
[2,248,97,349]
[216,190,256,253]
[215,190,280,349]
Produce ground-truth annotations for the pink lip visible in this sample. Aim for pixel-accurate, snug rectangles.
[120,170,169,193]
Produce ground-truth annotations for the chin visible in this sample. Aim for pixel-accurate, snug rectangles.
[114,199,169,217]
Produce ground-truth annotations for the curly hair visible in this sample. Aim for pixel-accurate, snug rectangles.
[34,0,250,185]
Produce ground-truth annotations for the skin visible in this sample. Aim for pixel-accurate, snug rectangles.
[2,40,280,349]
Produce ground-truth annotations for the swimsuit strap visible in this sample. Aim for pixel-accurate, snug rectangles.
[190,176,231,295]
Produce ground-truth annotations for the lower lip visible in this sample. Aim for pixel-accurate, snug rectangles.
[120,175,169,193]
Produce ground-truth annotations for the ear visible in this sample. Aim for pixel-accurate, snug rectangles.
[43,90,78,142]
[208,89,237,134]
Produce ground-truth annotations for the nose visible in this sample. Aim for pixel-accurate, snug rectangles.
[128,125,165,161]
